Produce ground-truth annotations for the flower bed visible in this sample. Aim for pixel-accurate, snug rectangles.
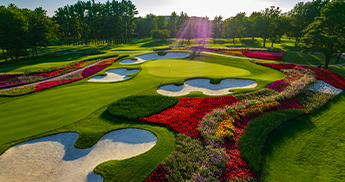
[0,81,25,88]
[32,78,82,92]
[137,96,241,139]
[162,133,227,181]
[266,79,289,93]
[144,164,168,182]
[257,63,345,89]
[0,57,120,95]
[256,63,296,70]
[242,51,284,60]
[0,75,23,82]
[32,62,84,77]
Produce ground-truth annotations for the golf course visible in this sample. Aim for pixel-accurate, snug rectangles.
[0,37,344,181]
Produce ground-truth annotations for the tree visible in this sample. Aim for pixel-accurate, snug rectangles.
[301,0,345,69]
[286,0,329,47]
[247,12,261,44]
[167,11,178,37]
[151,29,171,41]
[0,5,28,61]
[212,15,223,39]
[155,16,167,30]
[25,7,55,57]
[222,13,247,45]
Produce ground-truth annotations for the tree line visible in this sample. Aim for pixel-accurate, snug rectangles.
[0,0,344,68]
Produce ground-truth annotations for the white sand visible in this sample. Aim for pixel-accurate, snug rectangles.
[157,78,257,96]
[0,128,157,182]
[309,80,343,94]
[120,52,190,64]
[88,68,139,82]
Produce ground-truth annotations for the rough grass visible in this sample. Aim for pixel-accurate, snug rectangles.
[238,109,306,173]
[107,95,179,120]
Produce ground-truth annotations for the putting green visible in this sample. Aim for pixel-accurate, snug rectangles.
[144,59,250,78]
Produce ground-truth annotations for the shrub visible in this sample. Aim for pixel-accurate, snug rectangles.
[157,51,168,56]
[162,133,227,181]
[238,109,306,173]
[107,95,179,120]
[234,89,278,101]
[0,84,37,96]
[298,90,337,112]
[83,49,105,55]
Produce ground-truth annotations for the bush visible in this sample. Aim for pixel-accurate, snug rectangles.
[107,95,179,120]
[298,90,337,112]
[238,109,306,173]
[157,51,167,56]
[151,29,171,40]
[83,49,105,55]
[0,84,37,96]
[163,133,227,181]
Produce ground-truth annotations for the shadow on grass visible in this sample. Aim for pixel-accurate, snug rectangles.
[261,93,345,172]
[140,39,174,48]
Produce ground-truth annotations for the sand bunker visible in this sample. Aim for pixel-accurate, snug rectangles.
[120,52,190,64]
[88,68,139,82]
[0,128,157,182]
[157,78,257,96]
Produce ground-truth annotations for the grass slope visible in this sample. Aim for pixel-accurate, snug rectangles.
[259,93,345,182]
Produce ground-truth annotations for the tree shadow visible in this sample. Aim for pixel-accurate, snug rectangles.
[261,93,345,172]
[140,39,174,48]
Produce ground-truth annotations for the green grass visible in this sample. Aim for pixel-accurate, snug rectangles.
[0,52,127,73]
[280,51,345,65]
[0,52,284,146]
[207,37,302,52]
[238,109,306,173]
[0,105,176,182]
[107,95,179,120]
[259,93,345,182]
[2,39,344,181]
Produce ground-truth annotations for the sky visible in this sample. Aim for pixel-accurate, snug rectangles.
[1,0,309,19]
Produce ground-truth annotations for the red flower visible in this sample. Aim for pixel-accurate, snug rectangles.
[137,96,241,140]
[258,63,345,89]
[144,164,168,182]
[32,78,82,92]
[242,51,284,60]
[32,62,85,77]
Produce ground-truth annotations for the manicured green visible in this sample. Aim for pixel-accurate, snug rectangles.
[107,95,179,120]
[0,52,284,145]
[238,109,306,173]
[260,93,345,182]
[145,59,250,78]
